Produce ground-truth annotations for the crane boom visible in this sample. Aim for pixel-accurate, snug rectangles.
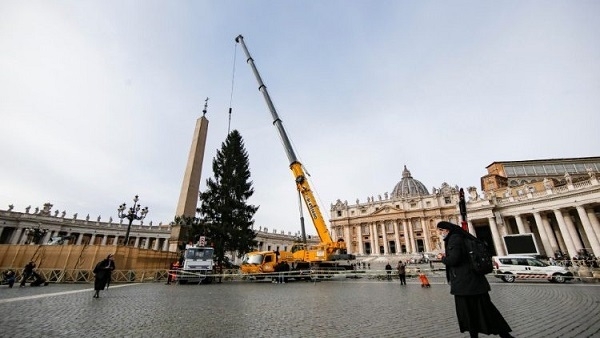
[235,34,335,246]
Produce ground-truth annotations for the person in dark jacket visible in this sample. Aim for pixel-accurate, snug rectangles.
[20,261,36,287]
[93,254,116,298]
[437,221,513,338]
[3,269,16,288]
[397,261,407,285]
[385,262,393,281]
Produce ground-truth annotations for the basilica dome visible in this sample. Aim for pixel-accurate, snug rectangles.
[391,165,430,198]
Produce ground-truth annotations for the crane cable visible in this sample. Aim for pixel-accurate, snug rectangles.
[227,42,238,135]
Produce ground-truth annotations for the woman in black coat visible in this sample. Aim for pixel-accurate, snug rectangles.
[437,221,513,338]
[93,254,115,298]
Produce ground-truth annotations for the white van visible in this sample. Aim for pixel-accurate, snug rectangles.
[492,255,573,283]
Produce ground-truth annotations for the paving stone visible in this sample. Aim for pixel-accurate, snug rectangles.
[0,278,598,337]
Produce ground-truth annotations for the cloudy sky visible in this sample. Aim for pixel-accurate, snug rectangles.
[1,1,598,236]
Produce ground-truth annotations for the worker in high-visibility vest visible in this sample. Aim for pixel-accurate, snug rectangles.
[166,260,180,285]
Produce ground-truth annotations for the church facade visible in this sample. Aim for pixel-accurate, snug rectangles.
[329,158,600,259]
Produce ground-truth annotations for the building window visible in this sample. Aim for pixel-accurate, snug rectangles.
[544,165,557,174]
[337,210,342,217]
[444,197,451,204]
[351,211,355,215]
[426,201,431,207]
[525,166,535,175]
[410,203,416,208]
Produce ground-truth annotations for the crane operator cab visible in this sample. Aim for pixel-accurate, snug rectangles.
[331,238,356,261]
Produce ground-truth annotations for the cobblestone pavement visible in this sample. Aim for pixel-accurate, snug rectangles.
[1,277,599,338]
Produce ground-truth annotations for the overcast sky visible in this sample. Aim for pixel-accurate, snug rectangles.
[1,1,598,236]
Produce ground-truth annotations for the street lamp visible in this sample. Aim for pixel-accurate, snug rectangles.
[117,195,149,246]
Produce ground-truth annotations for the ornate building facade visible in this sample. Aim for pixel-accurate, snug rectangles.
[330,158,600,259]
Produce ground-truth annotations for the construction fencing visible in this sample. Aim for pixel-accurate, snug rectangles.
[0,244,177,283]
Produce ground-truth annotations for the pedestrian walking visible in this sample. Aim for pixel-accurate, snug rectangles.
[385,262,392,281]
[397,261,406,285]
[19,261,36,287]
[93,254,115,298]
[437,221,513,338]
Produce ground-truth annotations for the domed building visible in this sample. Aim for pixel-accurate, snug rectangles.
[391,165,429,198]
[330,166,457,256]
[330,157,600,261]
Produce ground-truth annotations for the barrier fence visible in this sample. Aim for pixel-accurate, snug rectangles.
[3,267,599,286]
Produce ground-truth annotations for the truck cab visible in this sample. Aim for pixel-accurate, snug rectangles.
[177,244,215,284]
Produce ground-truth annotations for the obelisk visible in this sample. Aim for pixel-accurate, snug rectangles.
[169,98,209,252]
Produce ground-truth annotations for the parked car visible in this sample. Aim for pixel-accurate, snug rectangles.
[423,253,441,263]
[492,255,574,283]
[409,255,425,264]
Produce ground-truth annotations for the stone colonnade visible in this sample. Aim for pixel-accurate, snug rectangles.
[0,225,170,251]
[473,203,600,258]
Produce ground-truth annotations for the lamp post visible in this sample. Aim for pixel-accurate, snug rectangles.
[117,195,149,246]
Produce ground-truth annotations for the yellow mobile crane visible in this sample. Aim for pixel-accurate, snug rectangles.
[236,35,354,276]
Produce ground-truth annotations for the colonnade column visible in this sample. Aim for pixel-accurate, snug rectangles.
[515,215,527,234]
[420,218,430,252]
[357,224,364,255]
[553,209,578,258]
[487,216,505,256]
[153,238,160,250]
[10,228,22,244]
[533,212,553,257]
[576,206,600,256]
[393,220,401,255]
[18,230,28,244]
[162,239,169,251]
[467,220,475,236]
[407,220,415,254]
[345,225,352,252]
[134,237,141,248]
[42,230,52,244]
[369,222,376,255]
[90,234,96,245]
[402,220,410,254]
[381,222,389,255]
[586,209,600,247]
[76,233,84,245]
[541,214,559,254]
[562,212,583,252]
[101,235,108,245]
[144,237,150,249]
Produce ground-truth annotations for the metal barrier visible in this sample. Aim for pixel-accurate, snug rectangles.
[4,267,597,284]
